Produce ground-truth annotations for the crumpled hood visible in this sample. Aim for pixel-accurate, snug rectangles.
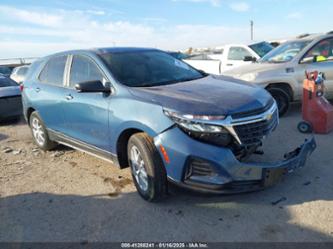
[0,86,21,98]
[223,62,286,76]
[128,75,273,116]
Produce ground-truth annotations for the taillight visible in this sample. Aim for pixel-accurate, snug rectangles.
[19,84,24,92]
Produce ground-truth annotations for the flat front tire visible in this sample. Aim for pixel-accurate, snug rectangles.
[29,112,56,151]
[127,133,167,202]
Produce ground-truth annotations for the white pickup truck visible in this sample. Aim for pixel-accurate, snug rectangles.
[179,41,274,75]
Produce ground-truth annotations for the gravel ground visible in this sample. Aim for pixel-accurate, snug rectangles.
[0,104,332,242]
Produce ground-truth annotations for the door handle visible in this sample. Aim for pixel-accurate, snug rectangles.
[35,87,41,93]
[227,64,233,66]
[65,94,73,100]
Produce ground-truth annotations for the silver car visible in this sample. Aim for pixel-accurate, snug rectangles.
[224,32,333,116]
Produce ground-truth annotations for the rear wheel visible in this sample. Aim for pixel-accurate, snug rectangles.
[127,133,167,202]
[29,112,57,151]
[268,88,290,117]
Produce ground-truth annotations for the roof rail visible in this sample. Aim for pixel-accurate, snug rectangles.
[297,33,311,39]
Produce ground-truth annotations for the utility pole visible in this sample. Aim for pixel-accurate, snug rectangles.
[250,20,254,41]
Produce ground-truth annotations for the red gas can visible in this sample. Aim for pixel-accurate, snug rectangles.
[298,71,333,134]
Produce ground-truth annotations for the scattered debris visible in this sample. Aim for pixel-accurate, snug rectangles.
[32,148,39,152]
[118,175,123,179]
[303,181,311,186]
[234,214,240,218]
[218,218,224,221]
[12,149,21,155]
[271,197,287,206]
[108,192,119,197]
[50,151,65,158]
[48,199,53,203]
[2,147,13,153]
[104,177,113,183]
[2,161,25,166]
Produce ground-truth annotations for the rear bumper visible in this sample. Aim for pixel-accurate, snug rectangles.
[0,96,23,120]
[154,127,316,194]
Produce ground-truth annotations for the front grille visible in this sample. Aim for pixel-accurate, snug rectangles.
[234,109,278,145]
[231,99,274,119]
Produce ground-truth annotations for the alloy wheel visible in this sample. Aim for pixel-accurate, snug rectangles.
[130,145,149,192]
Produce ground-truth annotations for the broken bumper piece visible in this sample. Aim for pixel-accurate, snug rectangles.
[155,126,317,194]
[185,137,316,193]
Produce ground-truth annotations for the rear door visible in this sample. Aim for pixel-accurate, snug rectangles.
[300,38,333,98]
[62,54,110,151]
[32,55,68,132]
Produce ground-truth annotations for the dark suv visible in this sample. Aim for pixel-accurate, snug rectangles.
[22,48,316,201]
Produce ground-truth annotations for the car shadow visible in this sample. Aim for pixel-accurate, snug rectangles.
[0,186,332,242]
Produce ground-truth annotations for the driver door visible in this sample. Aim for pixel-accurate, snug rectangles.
[62,54,111,151]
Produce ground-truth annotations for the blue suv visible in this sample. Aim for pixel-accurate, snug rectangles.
[22,48,316,201]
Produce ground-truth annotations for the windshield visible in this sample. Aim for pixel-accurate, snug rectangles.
[249,42,274,57]
[260,40,312,63]
[99,51,205,87]
[0,76,18,87]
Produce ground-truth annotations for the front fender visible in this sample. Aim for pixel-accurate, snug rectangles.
[109,97,174,152]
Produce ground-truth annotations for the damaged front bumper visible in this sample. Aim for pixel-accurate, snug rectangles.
[154,127,317,194]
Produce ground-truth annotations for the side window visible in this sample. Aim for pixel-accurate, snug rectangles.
[69,55,105,87]
[228,47,252,60]
[39,56,67,86]
[302,38,333,63]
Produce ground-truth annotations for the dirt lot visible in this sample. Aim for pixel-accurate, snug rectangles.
[0,104,332,242]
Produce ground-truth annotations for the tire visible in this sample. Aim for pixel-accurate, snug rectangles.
[298,121,313,134]
[127,133,167,202]
[268,88,290,117]
[29,112,57,151]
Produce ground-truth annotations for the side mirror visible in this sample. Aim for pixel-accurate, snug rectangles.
[75,80,111,93]
[243,56,257,62]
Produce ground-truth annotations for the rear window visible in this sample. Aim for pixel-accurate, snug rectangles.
[39,56,67,86]
[18,67,29,76]
[0,76,18,87]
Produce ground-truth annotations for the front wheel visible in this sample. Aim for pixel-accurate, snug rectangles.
[127,133,167,202]
[268,88,290,117]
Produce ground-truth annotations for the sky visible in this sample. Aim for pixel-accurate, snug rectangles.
[0,0,332,58]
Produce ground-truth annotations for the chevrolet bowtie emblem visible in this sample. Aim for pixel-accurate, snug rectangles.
[266,113,273,120]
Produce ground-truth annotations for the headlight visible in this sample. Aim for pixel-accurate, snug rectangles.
[163,109,226,133]
[163,109,232,147]
[239,72,258,82]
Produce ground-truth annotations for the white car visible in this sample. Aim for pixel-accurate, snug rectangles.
[177,42,273,75]
[10,65,29,84]
[223,32,333,116]
[209,41,274,72]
